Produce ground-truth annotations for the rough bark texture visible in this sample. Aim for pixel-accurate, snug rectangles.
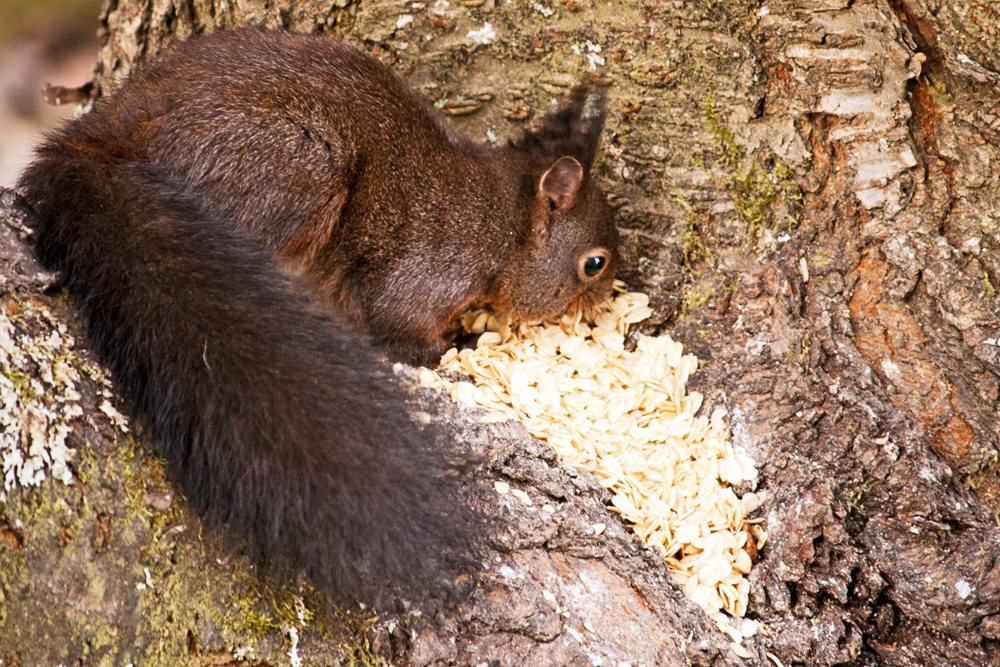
[2,0,999,665]
[0,192,728,666]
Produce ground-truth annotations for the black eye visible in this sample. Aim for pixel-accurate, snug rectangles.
[583,255,605,277]
[577,248,611,282]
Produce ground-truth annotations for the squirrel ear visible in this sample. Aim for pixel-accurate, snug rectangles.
[539,156,584,212]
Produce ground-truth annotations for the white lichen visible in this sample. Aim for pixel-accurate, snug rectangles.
[571,41,606,71]
[531,2,554,17]
[0,304,126,493]
[273,595,311,666]
[466,22,496,45]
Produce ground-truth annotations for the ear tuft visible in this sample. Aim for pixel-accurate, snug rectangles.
[539,156,584,212]
[511,84,606,171]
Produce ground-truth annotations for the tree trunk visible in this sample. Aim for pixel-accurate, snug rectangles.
[2,0,998,665]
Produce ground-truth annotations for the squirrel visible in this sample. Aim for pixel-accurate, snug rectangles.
[17,27,619,603]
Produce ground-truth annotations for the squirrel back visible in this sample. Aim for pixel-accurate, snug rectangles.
[17,27,618,602]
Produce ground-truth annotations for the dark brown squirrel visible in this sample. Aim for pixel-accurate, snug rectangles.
[17,27,619,603]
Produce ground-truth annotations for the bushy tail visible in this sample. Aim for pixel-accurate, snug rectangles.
[18,133,476,603]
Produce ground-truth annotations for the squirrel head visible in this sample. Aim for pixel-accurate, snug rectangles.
[494,86,620,320]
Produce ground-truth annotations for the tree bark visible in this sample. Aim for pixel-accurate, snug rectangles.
[2,0,998,665]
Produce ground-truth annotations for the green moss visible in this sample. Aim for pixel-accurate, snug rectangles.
[620,228,645,266]
[1,363,37,401]
[129,497,270,664]
[702,91,803,245]
[73,440,98,485]
[926,75,953,109]
[0,481,129,661]
[276,592,317,627]
[965,450,999,493]
[681,283,715,315]
[122,455,153,521]
[983,270,996,298]
[703,89,743,170]
[845,467,877,513]
[219,587,283,640]
[343,640,389,666]
[215,583,324,661]
[335,611,388,667]
[731,157,802,243]
[4,295,31,324]
[798,334,811,366]
[811,250,832,267]
[675,190,713,268]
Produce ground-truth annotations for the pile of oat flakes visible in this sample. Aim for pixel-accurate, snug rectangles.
[419,282,766,651]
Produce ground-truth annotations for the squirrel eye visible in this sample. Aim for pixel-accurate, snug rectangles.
[578,249,609,281]
[584,256,605,276]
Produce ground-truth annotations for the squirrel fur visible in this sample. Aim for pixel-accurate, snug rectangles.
[17,27,619,602]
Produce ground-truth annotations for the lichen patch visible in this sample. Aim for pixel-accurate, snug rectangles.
[1,302,125,493]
